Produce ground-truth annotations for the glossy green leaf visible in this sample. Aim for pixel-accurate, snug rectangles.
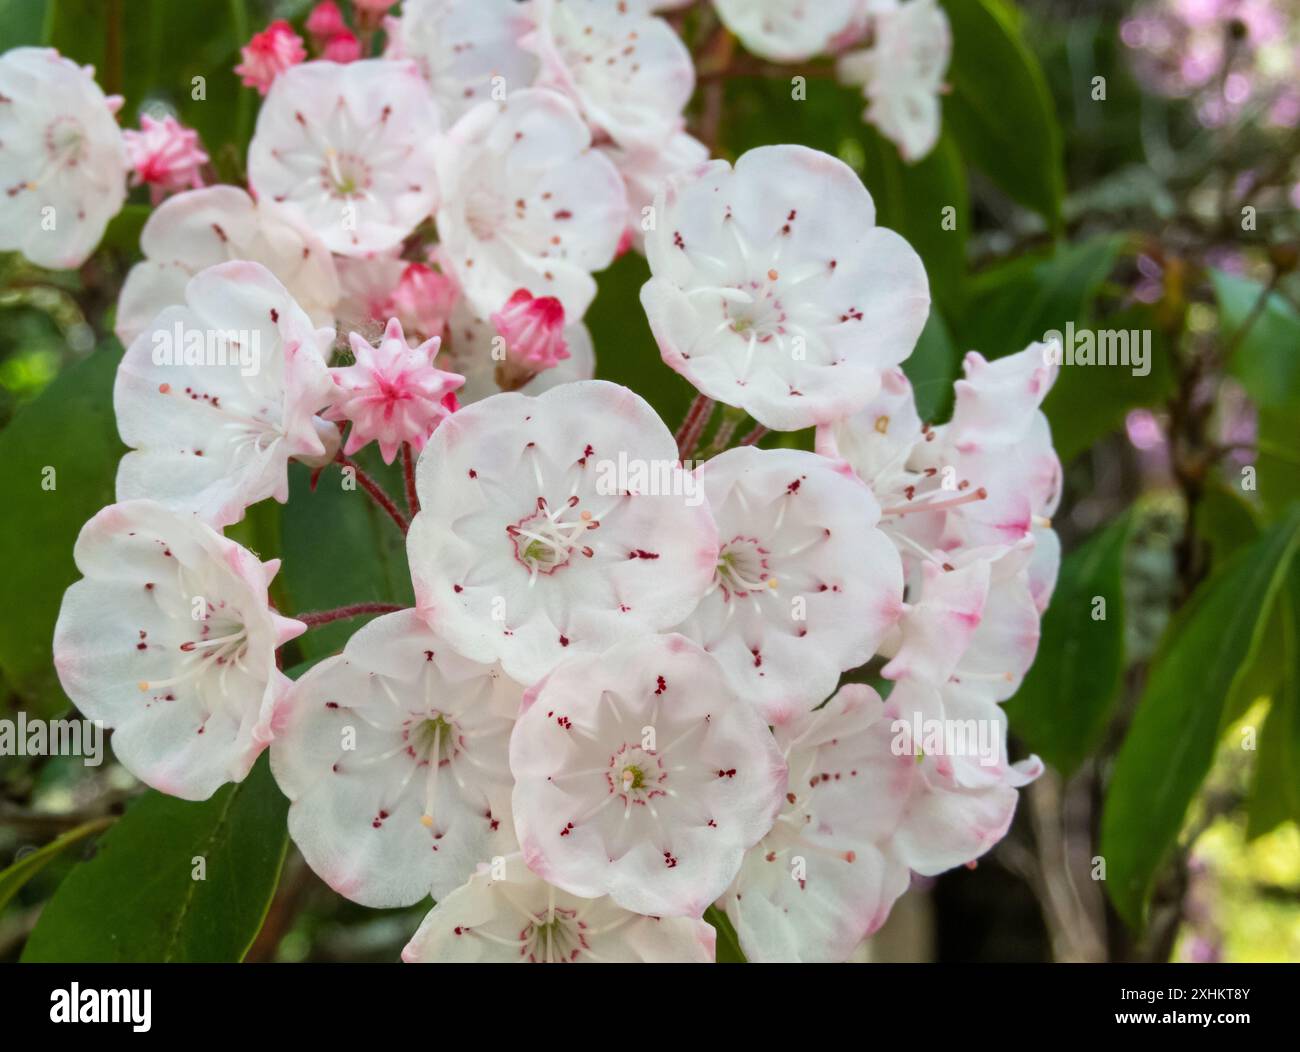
[22,754,289,962]
[957,235,1124,362]
[939,0,1065,229]
[1005,511,1132,776]
[704,905,747,964]
[279,453,414,661]
[1100,505,1300,928]
[0,346,124,717]
[1212,270,1300,410]
[1246,563,1300,839]
[0,815,113,913]
[904,309,959,424]
[1042,305,1175,463]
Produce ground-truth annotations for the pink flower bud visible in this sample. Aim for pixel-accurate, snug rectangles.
[122,114,208,204]
[490,288,570,371]
[305,0,347,45]
[391,262,459,340]
[322,29,363,64]
[234,20,307,95]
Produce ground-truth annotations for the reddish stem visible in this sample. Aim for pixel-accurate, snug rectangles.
[402,444,420,518]
[738,424,768,447]
[296,602,403,628]
[336,451,408,533]
[675,394,715,460]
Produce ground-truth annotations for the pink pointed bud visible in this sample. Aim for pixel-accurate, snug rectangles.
[305,0,347,46]
[391,262,459,340]
[235,20,307,95]
[491,288,570,371]
[123,114,208,204]
[322,30,362,64]
[325,318,465,464]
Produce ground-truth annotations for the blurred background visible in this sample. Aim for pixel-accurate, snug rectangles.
[1,0,1298,963]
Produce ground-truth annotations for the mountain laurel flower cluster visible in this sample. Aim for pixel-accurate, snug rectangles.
[23,0,1060,964]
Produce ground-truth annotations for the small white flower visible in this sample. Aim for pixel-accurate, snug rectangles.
[248,58,441,256]
[402,854,716,962]
[53,500,303,800]
[714,0,867,63]
[838,0,952,162]
[510,634,787,917]
[114,261,336,528]
[524,0,695,150]
[434,87,626,320]
[641,144,930,430]
[724,683,1040,962]
[439,296,595,405]
[115,185,339,347]
[0,47,128,269]
[673,446,903,725]
[388,0,539,124]
[270,610,519,905]
[406,379,718,684]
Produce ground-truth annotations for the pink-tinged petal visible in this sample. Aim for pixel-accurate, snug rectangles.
[641,145,929,431]
[402,855,715,962]
[406,379,719,684]
[270,610,519,905]
[509,634,787,918]
[52,500,295,800]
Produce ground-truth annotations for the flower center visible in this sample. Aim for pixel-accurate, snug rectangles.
[714,536,774,598]
[323,148,371,198]
[137,614,252,699]
[409,713,457,764]
[519,906,583,963]
[507,499,598,579]
[606,744,666,803]
[45,115,87,168]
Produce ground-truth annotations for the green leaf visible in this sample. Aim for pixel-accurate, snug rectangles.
[857,126,968,318]
[1005,511,1132,776]
[1100,505,1300,928]
[903,309,958,424]
[704,905,747,963]
[279,453,413,661]
[1256,408,1300,517]
[0,816,113,913]
[590,251,697,429]
[0,0,48,47]
[957,235,1124,362]
[0,346,124,717]
[1212,270,1300,410]
[1246,564,1300,838]
[21,754,289,962]
[939,0,1066,229]
[1042,305,1175,463]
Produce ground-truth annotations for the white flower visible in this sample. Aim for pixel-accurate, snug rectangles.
[640,144,930,430]
[673,446,903,725]
[437,296,594,404]
[838,0,951,162]
[402,854,716,962]
[114,261,336,528]
[724,683,1039,962]
[714,0,867,62]
[53,500,303,800]
[817,344,1063,601]
[388,0,539,124]
[510,633,787,917]
[247,58,441,256]
[270,610,519,905]
[406,379,718,684]
[524,0,695,150]
[0,47,128,269]
[115,185,339,347]
[434,87,626,320]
